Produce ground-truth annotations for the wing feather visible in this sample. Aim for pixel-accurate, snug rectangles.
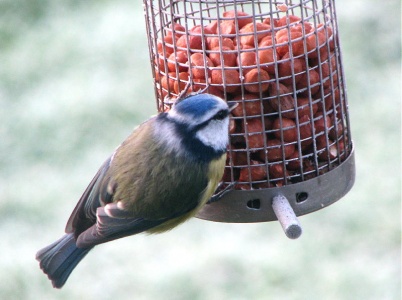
[65,157,113,236]
[76,204,167,248]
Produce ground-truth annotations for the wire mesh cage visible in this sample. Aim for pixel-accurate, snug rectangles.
[143,0,355,234]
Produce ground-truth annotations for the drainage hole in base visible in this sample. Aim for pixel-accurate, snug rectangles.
[246,199,261,210]
[296,192,308,203]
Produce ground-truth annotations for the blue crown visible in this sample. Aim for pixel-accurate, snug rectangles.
[174,94,219,117]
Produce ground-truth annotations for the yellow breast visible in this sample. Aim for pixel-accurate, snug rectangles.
[200,154,227,207]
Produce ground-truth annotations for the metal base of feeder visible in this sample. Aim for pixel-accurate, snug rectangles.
[197,144,355,223]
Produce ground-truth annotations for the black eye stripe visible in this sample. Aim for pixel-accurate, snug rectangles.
[182,109,229,133]
[213,109,228,121]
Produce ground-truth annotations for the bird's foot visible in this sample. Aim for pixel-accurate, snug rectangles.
[207,182,236,204]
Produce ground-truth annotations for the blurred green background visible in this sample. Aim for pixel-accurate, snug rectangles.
[0,0,400,299]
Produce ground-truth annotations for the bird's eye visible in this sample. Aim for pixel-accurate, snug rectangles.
[213,110,228,121]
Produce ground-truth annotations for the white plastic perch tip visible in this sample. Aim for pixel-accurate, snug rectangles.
[272,194,302,239]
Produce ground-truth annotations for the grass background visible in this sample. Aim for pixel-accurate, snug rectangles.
[0,0,400,299]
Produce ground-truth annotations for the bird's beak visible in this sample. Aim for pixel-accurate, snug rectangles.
[228,102,239,112]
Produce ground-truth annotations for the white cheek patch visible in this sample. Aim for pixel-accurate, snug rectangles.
[195,118,229,151]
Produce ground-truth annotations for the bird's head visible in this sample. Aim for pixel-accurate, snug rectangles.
[166,93,237,154]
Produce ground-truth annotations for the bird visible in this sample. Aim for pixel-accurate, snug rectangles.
[35,91,237,288]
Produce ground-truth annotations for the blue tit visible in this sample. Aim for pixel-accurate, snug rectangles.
[36,92,237,288]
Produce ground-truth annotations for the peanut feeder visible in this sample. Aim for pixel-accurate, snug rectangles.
[143,0,355,239]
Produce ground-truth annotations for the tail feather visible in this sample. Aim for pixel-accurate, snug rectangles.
[36,233,92,288]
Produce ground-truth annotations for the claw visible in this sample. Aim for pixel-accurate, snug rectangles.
[207,181,237,204]
[176,79,192,100]
[174,78,216,105]
[195,84,210,95]
[164,77,192,106]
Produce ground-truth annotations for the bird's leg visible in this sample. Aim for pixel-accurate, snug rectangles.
[176,79,192,99]
[195,84,210,95]
[207,181,236,204]
[163,78,193,106]
[174,79,213,103]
